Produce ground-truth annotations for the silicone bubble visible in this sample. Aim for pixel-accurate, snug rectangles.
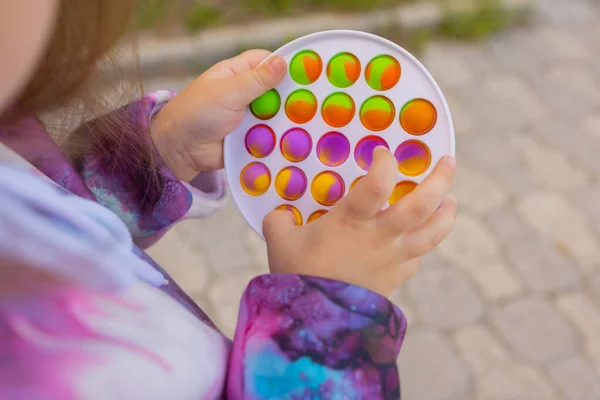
[311,171,345,206]
[360,96,395,132]
[290,50,323,85]
[394,140,431,176]
[245,124,276,158]
[250,89,281,120]
[350,177,363,191]
[316,132,350,167]
[327,52,361,88]
[280,128,312,162]
[400,99,437,135]
[354,136,389,171]
[307,209,328,223]
[389,181,417,205]
[240,162,271,196]
[321,92,355,128]
[275,166,308,201]
[365,55,401,91]
[285,89,318,124]
[275,204,303,225]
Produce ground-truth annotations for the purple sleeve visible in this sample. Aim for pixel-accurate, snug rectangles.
[227,274,406,399]
[70,90,227,248]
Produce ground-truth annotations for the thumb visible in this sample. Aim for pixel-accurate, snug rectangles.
[262,209,296,241]
[223,56,287,110]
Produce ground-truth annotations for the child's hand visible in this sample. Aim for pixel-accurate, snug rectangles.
[151,50,286,181]
[263,149,457,298]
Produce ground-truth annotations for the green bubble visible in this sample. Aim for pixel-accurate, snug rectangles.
[360,96,394,114]
[250,89,281,120]
[286,89,317,106]
[327,53,360,88]
[365,55,400,91]
[322,92,354,109]
[290,50,322,85]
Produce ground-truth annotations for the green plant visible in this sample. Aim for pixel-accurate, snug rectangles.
[243,0,293,15]
[133,0,170,30]
[438,0,528,41]
[184,5,222,33]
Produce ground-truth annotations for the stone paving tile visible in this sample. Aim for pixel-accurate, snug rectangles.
[570,182,600,238]
[452,325,512,374]
[146,220,212,294]
[145,1,600,397]
[486,207,582,293]
[407,266,484,330]
[438,212,501,269]
[549,356,600,400]
[556,293,600,341]
[475,364,561,400]
[397,329,473,400]
[517,191,600,271]
[469,260,523,301]
[492,298,580,366]
[509,136,589,191]
[452,162,509,215]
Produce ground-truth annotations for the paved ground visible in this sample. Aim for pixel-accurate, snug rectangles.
[146,0,600,398]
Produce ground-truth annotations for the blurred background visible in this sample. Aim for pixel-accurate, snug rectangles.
[137,0,600,398]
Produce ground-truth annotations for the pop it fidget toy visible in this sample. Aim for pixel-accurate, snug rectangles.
[224,30,455,238]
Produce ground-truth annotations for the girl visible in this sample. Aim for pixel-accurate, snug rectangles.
[0,0,457,399]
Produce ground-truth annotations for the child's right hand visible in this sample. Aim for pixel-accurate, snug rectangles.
[263,148,457,298]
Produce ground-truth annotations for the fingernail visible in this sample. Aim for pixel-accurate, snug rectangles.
[267,56,286,74]
[443,156,457,169]
[373,145,389,154]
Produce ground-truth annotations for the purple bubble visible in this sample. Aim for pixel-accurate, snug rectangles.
[275,166,308,201]
[245,124,276,158]
[281,128,312,162]
[317,132,350,167]
[354,136,389,170]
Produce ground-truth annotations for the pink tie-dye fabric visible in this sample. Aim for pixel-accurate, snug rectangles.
[0,92,406,399]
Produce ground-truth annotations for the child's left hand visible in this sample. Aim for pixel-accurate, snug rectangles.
[150,50,286,181]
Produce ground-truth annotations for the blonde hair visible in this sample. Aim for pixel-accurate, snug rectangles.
[15,0,137,117]
[3,0,165,204]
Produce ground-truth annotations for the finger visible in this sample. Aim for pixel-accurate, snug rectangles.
[400,193,458,260]
[378,156,456,235]
[333,146,397,221]
[262,209,297,241]
[200,49,272,79]
[232,49,273,71]
[220,56,287,110]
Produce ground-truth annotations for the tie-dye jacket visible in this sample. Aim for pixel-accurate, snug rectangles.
[0,91,406,399]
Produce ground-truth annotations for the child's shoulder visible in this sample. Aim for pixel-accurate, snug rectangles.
[0,162,161,290]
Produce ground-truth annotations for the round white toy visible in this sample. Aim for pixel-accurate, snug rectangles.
[224,30,455,239]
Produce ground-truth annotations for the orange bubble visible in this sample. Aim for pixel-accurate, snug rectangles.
[365,55,401,91]
[394,140,432,177]
[323,105,353,127]
[360,96,395,132]
[343,60,361,83]
[307,210,328,223]
[285,90,318,124]
[311,171,345,206]
[321,93,355,128]
[302,54,323,83]
[400,99,437,135]
[275,204,303,226]
[389,181,417,205]
[380,65,401,90]
[240,162,271,196]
